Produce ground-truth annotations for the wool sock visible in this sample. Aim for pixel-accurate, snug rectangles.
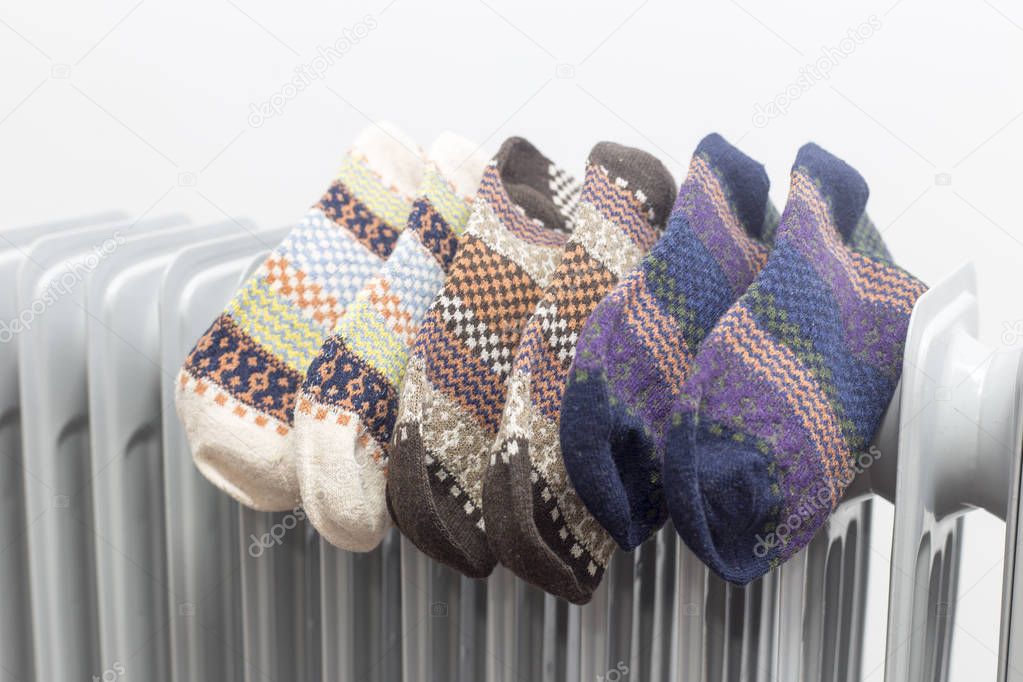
[176,123,424,511]
[293,133,488,551]
[664,143,925,584]
[387,137,580,577]
[559,134,776,554]
[483,143,675,604]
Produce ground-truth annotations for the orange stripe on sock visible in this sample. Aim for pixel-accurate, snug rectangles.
[848,252,926,313]
[691,156,769,275]
[718,306,850,505]
[626,272,692,395]
[792,171,923,315]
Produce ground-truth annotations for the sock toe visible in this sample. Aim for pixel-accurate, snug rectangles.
[559,369,628,544]
[664,413,781,584]
[301,463,391,553]
[607,405,667,549]
[387,424,495,578]
[294,408,390,552]
[561,368,656,552]
[484,442,594,604]
[177,377,300,512]
[190,438,299,512]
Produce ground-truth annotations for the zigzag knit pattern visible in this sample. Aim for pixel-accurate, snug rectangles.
[663,143,925,584]
[387,137,580,578]
[176,126,422,511]
[292,161,480,551]
[559,134,777,554]
[483,143,676,604]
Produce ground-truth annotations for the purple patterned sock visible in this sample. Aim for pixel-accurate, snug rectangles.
[664,143,925,584]
[560,134,777,553]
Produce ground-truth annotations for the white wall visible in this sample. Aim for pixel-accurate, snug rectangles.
[2,0,1020,678]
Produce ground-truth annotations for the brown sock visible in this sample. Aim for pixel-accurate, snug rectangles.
[483,142,675,603]
[387,137,579,577]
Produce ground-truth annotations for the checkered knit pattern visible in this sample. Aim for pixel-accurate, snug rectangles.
[387,137,578,578]
[663,143,925,584]
[560,135,777,554]
[176,124,424,511]
[292,135,487,551]
[548,164,582,223]
[482,143,675,604]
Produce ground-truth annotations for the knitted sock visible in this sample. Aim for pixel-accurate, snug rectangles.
[293,133,488,551]
[664,143,925,584]
[483,143,675,604]
[560,134,777,554]
[387,137,580,577]
[176,123,424,511]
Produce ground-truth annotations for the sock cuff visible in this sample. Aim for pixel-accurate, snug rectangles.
[793,142,870,240]
[586,142,676,226]
[428,132,489,200]
[352,122,426,199]
[494,137,579,233]
[694,133,771,240]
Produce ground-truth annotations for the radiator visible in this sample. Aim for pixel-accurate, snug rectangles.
[1,215,1019,681]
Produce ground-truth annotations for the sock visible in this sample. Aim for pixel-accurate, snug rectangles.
[387,137,580,577]
[559,134,776,554]
[176,123,425,511]
[483,143,676,604]
[293,133,488,551]
[663,143,925,584]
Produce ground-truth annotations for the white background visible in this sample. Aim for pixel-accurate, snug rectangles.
[2,0,1021,679]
